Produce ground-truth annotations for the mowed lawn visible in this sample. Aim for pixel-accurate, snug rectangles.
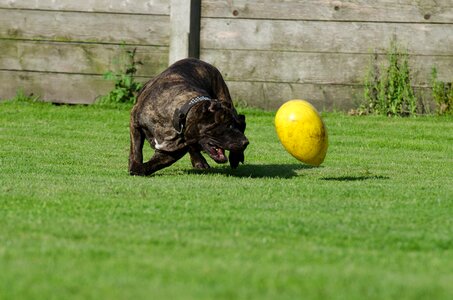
[1,100,452,300]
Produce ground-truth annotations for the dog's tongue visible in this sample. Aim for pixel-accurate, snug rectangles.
[217,148,226,161]
[209,145,227,163]
[212,147,227,163]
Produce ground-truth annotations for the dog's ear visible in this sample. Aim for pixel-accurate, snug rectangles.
[199,100,217,115]
[236,114,246,133]
[208,100,222,113]
[222,101,233,110]
[229,150,244,169]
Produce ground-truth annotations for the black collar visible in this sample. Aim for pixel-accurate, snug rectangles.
[172,96,212,135]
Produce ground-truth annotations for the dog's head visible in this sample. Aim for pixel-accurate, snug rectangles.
[185,101,248,167]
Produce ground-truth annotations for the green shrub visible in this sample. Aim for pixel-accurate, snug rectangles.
[8,89,42,103]
[362,40,418,116]
[431,67,453,115]
[97,46,143,105]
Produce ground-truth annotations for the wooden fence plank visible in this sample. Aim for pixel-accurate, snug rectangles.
[0,0,170,15]
[227,81,434,111]
[0,69,363,110]
[0,40,168,77]
[201,50,453,85]
[202,0,453,23]
[0,70,155,104]
[227,81,432,111]
[0,9,169,45]
[226,81,363,111]
[0,62,436,111]
[201,18,453,55]
[0,70,113,103]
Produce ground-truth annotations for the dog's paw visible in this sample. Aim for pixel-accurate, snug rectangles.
[191,156,211,169]
[129,159,145,176]
[193,161,211,169]
[189,150,211,169]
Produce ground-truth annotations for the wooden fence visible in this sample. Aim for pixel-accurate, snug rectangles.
[1,0,452,110]
[0,0,170,104]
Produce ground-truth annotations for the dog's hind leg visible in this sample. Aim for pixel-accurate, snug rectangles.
[130,149,186,176]
[189,147,210,169]
[131,149,186,176]
[129,123,145,174]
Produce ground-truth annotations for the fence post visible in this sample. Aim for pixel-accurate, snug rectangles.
[169,0,201,65]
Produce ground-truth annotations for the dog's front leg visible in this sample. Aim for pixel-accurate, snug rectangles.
[189,146,210,169]
[130,149,187,176]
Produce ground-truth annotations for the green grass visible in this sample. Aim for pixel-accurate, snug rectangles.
[1,100,452,300]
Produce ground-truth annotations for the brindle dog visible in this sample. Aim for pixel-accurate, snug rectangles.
[129,58,249,176]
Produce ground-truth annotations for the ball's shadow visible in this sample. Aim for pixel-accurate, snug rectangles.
[320,175,389,181]
[187,163,316,179]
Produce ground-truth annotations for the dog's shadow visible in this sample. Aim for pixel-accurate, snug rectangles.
[187,163,316,179]
[186,164,390,181]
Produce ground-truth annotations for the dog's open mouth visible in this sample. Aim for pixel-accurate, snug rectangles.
[207,144,227,163]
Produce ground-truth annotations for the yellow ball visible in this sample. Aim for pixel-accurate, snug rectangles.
[275,100,328,166]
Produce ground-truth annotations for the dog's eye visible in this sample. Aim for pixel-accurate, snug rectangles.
[229,124,235,129]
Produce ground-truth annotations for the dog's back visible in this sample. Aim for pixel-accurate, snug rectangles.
[136,58,233,108]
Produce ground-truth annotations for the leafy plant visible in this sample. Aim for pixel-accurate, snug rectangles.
[9,89,42,103]
[97,46,143,105]
[362,40,418,116]
[431,67,453,115]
